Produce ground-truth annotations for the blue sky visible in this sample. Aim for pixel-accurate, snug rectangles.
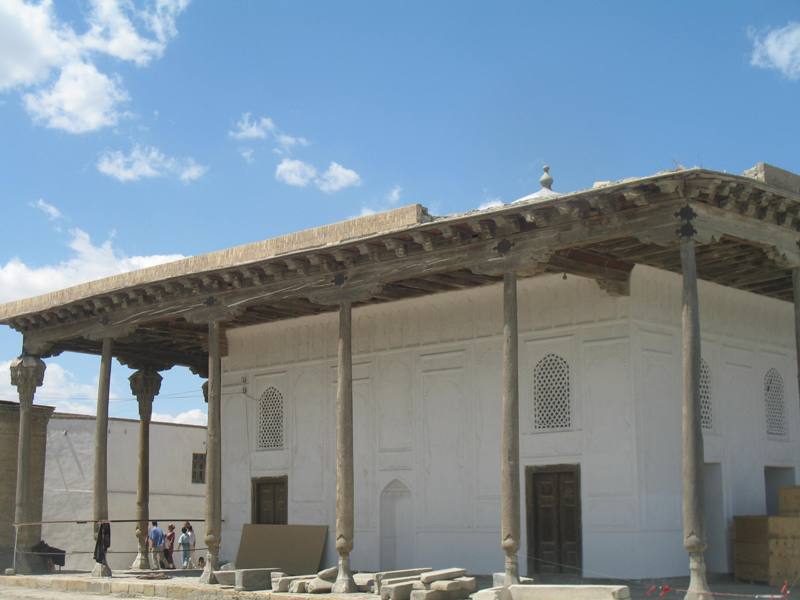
[0,1,798,424]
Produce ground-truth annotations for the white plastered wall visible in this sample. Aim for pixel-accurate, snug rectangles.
[221,273,638,576]
[630,265,800,579]
[41,415,207,571]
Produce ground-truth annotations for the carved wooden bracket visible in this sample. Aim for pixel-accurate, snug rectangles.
[180,298,245,324]
[307,283,385,306]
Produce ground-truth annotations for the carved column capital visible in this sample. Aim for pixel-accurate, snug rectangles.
[10,355,46,407]
[202,380,209,404]
[129,367,162,421]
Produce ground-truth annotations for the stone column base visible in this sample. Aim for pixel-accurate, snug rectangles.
[130,550,150,570]
[199,561,218,584]
[91,561,112,577]
[332,555,356,593]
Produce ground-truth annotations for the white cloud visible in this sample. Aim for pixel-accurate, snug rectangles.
[751,22,800,80]
[0,0,189,133]
[0,359,98,414]
[229,112,310,161]
[0,0,79,91]
[24,61,128,133]
[274,159,361,193]
[240,148,254,164]
[478,197,503,210]
[386,185,402,205]
[152,408,207,426]
[275,158,317,187]
[275,132,309,153]
[81,0,189,65]
[0,227,184,303]
[97,144,207,183]
[30,198,63,220]
[229,112,275,140]
[316,162,361,193]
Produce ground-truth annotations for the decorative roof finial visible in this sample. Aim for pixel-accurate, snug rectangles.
[540,165,553,190]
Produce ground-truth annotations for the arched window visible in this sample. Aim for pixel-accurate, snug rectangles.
[700,358,713,430]
[532,353,571,431]
[257,386,284,449]
[764,369,786,437]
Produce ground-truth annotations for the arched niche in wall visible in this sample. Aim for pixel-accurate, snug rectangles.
[379,479,413,571]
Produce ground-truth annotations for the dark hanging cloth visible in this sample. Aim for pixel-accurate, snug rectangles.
[93,522,111,565]
[31,540,66,568]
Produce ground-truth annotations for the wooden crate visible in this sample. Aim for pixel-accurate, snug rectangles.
[734,516,800,586]
[780,487,800,517]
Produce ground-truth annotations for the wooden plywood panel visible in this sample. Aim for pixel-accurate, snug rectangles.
[235,524,327,574]
[780,487,800,517]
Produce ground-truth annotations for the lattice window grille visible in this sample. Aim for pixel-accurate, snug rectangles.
[532,353,571,431]
[700,358,713,430]
[764,368,787,437]
[258,387,284,450]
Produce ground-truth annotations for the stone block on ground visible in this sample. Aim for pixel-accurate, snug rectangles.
[386,575,424,587]
[411,589,446,600]
[271,571,287,586]
[276,575,314,592]
[235,567,279,591]
[307,576,334,593]
[503,584,630,600]
[430,578,474,592]
[213,570,236,586]
[381,581,416,600]
[318,566,338,581]
[420,569,466,584]
[288,578,313,593]
[492,573,534,587]
[376,568,432,592]
[354,572,377,592]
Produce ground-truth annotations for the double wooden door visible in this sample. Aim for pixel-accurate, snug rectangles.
[526,466,581,574]
[252,476,288,525]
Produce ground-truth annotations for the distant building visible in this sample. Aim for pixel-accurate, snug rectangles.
[41,413,207,571]
[0,400,53,572]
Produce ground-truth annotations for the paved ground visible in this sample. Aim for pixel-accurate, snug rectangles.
[0,572,788,600]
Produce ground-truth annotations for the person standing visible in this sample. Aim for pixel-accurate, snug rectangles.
[164,524,176,569]
[184,522,196,569]
[148,521,165,570]
[178,527,191,569]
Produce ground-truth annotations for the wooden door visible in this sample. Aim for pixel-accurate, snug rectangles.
[526,466,581,575]
[252,477,288,525]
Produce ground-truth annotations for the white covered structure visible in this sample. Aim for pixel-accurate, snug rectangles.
[2,163,800,596]
[220,264,799,579]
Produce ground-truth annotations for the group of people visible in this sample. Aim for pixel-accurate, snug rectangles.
[146,521,205,570]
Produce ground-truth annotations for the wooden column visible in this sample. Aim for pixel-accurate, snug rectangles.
[793,269,800,414]
[200,321,222,584]
[501,272,521,585]
[333,301,357,593]
[91,338,113,577]
[680,234,711,600]
[9,355,45,574]
[129,367,162,570]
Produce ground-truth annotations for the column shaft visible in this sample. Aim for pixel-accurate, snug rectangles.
[333,301,356,593]
[501,272,521,585]
[129,368,161,570]
[9,355,45,574]
[200,321,222,584]
[92,338,113,577]
[680,237,711,600]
